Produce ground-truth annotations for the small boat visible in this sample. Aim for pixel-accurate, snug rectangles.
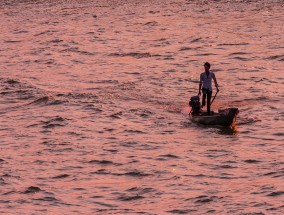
[190,108,239,126]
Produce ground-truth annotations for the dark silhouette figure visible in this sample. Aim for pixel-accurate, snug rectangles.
[198,62,219,114]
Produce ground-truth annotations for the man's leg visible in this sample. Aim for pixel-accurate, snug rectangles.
[207,90,212,114]
[202,89,206,107]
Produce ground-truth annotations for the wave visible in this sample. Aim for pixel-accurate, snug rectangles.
[265,55,284,61]
[109,52,161,59]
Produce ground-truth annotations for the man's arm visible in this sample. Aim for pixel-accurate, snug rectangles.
[212,73,219,92]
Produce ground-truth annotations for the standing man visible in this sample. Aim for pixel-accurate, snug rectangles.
[198,62,219,114]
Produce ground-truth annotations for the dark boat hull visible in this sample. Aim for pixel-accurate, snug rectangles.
[190,108,239,126]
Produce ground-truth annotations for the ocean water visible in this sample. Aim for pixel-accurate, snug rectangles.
[0,0,283,214]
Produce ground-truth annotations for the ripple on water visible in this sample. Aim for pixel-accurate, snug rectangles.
[218,42,250,46]
[118,195,144,201]
[265,55,284,61]
[23,186,42,194]
[124,129,145,134]
[179,46,201,51]
[92,169,111,175]
[27,116,68,129]
[193,195,221,204]
[88,159,121,166]
[0,178,6,185]
[93,201,117,208]
[167,209,198,214]
[267,191,284,197]
[121,141,139,148]
[263,171,284,178]
[34,196,58,202]
[122,170,152,177]
[273,132,284,136]
[83,104,102,113]
[27,96,64,106]
[109,111,122,119]
[3,191,17,195]
[229,52,250,55]
[108,52,158,58]
[157,154,180,160]
[244,159,262,164]
[126,187,154,193]
[52,174,70,179]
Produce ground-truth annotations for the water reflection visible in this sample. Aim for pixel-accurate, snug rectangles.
[218,124,238,135]
[188,121,239,135]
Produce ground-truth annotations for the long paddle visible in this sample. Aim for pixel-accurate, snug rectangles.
[210,91,219,105]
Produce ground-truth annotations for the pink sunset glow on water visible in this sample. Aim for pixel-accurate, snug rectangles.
[0,0,283,214]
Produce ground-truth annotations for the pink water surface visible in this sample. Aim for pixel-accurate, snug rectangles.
[0,0,283,214]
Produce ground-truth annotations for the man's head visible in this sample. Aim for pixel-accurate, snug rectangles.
[204,62,211,72]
